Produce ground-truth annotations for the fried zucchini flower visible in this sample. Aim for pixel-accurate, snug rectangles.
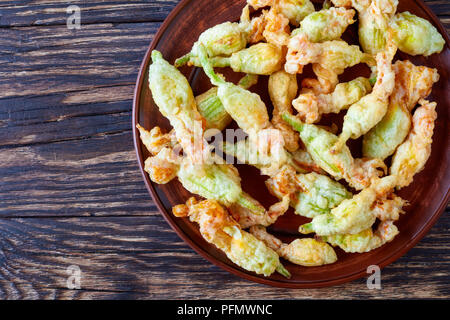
[250,226,337,266]
[175,22,248,67]
[262,7,292,46]
[363,60,439,159]
[190,43,284,75]
[149,51,208,162]
[268,70,299,152]
[196,74,258,131]
[390,99,438,188]
[299,176,398,236]
[332,41,396,153]
[322,221,399,253]
[197,44,271,133]
[247,0,315,26]
[173,198,291,278]
[355,0,398,54]
[292,7,356,42]
[283,113,386,190]
[265,166,351,218]
[293,77,372,123]
[390,11,445,56]
[285,34,375,93]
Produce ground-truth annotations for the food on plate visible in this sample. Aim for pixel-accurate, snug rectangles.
[265,166,351,218]
[291,7,356,42]
[298,175,401,236]
[285,35,375,93]
[331,41,397,153]
[292,76,372,123]
[268,70,300,152]
[390,99,438,188]
[138,0,444,278]
[173,197,291,277]
[250,225,337,266]
[321,221,399,253]
[247,0,315,26]
[362,60,439,159]
[283,113,386,190]
[196,73,259,131]
[390,11,445,56]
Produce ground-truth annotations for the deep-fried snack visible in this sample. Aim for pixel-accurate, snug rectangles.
[292,7,356,42]
[268,70,299,152]
[250,226,337,266]
[173,198,291,277]
[299,176,399,236]
[390,99,437,188]
[247,0,315,26]
[332,41,396,152]
[196,74,258,131]
[140,0,444,275]
[283,113,386,190]
[293,77,372,123]
[189,43,284,75]
[363,60,439,159]
[285,35,375,93]
[266,166,351,218]
[321,221,399,253]
[390,11,445,56]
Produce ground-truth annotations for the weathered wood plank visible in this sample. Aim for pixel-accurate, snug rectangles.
[0,1,177,27]
[0,0,448,28]
[0,22,159,98]
[0,214,448,299]
[0,131,160,217]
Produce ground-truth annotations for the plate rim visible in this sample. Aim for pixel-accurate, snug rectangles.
[132,0,450,288]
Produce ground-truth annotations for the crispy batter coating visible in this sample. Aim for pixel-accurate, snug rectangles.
[332,41,396,152]
[283,113,386,190]
[363,60,439,159]
[293,77,372,123]
[173,198,290,277]
[136,124,177,155]
[372,194,406,221]
[144,148,180,184]
[149,51,210,162]
[390,11,445,56]
[390,99,437,188]
[250,226,337,266]
[266,166,351,218]
[357,0,398,54]
[247,0,315,26]
[229,194,290,229]
[293,7,355,42]
[299,176,398,236]
[285,35,374,93]
[228,43,284,75]
[269,70,299,152]
[322,220,399,253]
[262,7,291,47]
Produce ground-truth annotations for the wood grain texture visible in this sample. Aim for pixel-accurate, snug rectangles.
[0,0,448,299]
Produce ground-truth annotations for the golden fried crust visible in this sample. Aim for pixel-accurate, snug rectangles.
[250,226,337,266]
[175,198,284,277]
[144,148,179,184]
[269,70,299,151]
[136,124,176,155]
[390,60,439,112]
[390,99,437,188]
[262,7,291,47]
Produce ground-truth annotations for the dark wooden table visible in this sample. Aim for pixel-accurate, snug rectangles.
[0,0,448,299]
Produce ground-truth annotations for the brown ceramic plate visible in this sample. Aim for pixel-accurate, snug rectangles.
[133,0,450,288]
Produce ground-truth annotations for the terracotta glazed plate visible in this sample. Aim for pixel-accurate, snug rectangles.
[133,0,450,288]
